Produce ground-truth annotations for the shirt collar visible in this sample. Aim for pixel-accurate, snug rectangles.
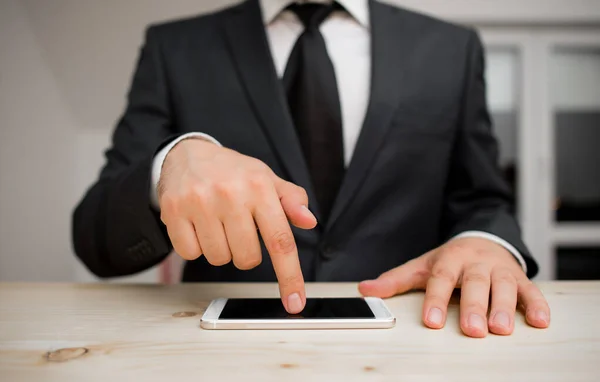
[259,0,370,28]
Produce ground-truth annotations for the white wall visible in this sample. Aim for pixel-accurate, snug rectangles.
[0,0,77,282]
[1,0,599,282]
[0,0,237,282]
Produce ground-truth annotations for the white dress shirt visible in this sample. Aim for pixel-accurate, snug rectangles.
[150,0,527,273]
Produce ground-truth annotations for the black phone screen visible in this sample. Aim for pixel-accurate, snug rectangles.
[218,298,375,320]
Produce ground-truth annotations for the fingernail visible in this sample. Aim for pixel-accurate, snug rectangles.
[358,280,378,294]
[360,280,375,287]
[493,311,510,329]
[468,313,486,332]
[427,307,443,326]
[535,310,548,324]
[287,293,303,313]
[301,205,315,218]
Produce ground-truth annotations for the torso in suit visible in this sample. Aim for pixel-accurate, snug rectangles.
[72,0,538,282]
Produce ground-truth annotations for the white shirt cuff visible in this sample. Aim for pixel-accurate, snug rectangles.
[150,132,222,209]
[452,231,528,274]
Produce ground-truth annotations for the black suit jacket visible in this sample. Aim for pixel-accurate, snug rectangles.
[72,0,539,282]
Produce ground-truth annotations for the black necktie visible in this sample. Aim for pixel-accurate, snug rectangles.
[283,2,345,224]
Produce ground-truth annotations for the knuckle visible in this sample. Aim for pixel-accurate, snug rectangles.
[234,254,262,270]
[269,231,296,255]
[518,279,538,295]
[232,236,262,270]
[207,253,231,266]
[174,242,201,261]
[436,248,461,263]
[203,244,231,266]
[178,250,201,261]
[248,174,270,191]
[247,256,263,269]
[246,158,271,176]
[188,184,210,205]
[251,159,271,173]
[493,268,517,285]
[464,301,488,314]
[462,271,490,285]
[445,242,482,260]
[159,192,180,216]
[414,267,432,281]
[214,181,241,200]
[425,293,450,307]
[431,266,458,284]
[425,293,445,303]
[444,241,469,254]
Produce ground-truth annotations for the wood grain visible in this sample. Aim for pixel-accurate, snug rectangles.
[0,282,599,381]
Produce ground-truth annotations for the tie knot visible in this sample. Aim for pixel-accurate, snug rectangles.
[287,2,339,29]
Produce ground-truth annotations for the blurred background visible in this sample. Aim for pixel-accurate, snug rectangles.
[1,0,599,283]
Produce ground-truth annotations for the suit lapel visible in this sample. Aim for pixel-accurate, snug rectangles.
[223,0,321,220]
[326,0,417,231]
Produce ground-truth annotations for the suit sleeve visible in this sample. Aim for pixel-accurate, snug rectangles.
[441,30,539,278]
[72,26,175,278]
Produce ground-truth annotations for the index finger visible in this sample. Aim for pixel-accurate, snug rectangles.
[253,185,305,314]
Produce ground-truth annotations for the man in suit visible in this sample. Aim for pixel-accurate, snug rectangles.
[73,0,550,338]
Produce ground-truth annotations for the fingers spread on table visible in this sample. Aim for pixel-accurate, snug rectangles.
[518,279,551,328]
[422,259,461,330]
[488,267,517,335]
[358,256,430,298]
[459,262,491,338]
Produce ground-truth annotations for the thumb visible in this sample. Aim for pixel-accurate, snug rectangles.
[273,178,317,230]
[359,256,430,298]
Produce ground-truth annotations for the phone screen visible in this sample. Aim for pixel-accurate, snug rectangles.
[218,298,375,320]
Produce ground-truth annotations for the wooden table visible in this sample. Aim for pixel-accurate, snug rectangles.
[0,282,598,381]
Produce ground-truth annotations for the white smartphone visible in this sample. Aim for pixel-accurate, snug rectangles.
[200,297,395,330]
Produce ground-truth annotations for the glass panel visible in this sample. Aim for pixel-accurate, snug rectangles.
[486,47,520,210]
[551,48,600,222]
[556,247,600,280]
